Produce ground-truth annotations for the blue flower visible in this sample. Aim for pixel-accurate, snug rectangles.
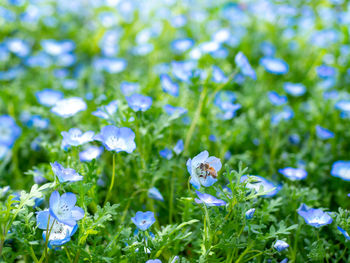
[5,38,30,57]
[49,191,84,226]
[146,260,162,263]
[268,91,287,106]
[316,65,336,79]
[171,38,194,53]
[289,134,300,145]
[283,82,306,96]
[235,52,256,80]
[278,167,307,181]
[159,148,173,160]
[94,125,136,153]
[214,91,241,120]
[212,66,228,83]
[271,107,294,125]
[120,82,140,96]
[337,226,350,241]
[245,208,255,219]
[131,211,156,231]
[79,146,103,162]
[240,175,281,197]
[92,100,118,120]
[94,57,127,74]
[0,115,21,147]
[260,57,289,75]
[36,209,78,248]
[195,191,226,206]
[171,60,197,82]
[164,104,187,116]
[186,151,221,189]
[335,101,350,113]
[297,203,332,228]
[274,240,289,252]
[126,94,152,112]
[160,74,179,97]
[61,128,94,147]
[173,139,184,155]
[50,162,83,183]
[51,97,87,118]
[316,125,334,140]
[41,39,75,56]
[331,161,350,181]
[148,187,164,202]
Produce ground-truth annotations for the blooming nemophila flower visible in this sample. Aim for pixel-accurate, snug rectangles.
[49,191,84,226]
[297,203,332,228]
[240,175,281,197]
[92,100,118,120]
[195,191,226,206]
[51,97,87,118]
[171,60,197,82]
[278,167,307,181]
[212,65,228,84]
[131,211,156,231]
[245,208,256,219]
[94,57,127,74]
[316,64,336,79]
[268,91,287,106]
[331,161,350,181]
[160,74,179,97]
[337,226,350,241]
[283,82,306,96]
[146,260,162,263]
[94,125,136,153]
[41,39,75,56]
[335,100,350,114]
[120,82,140,96]
[316,125,334,140]
[173,139,184,155]
[171,38,194,53]
[0,115,21,147]
[50,162,83,183]
[234,52,256,80]
[214,91,241,120]
[271,106,294,125]
[274,240,289,252]
[79,146,103,162]
[126,93,152,112]
[148,187,164,202]
[35,89,63,107]
[37,209,78,247]
[159,148,173,160]
[6,38,30,57]
[187,151,221,189]
[260,57,289,75]
[61,128,94,147]
[164,104,187,116]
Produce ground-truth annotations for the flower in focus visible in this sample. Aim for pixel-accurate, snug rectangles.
[50,162,83,183]
[235,52,256,80]
[245,208,256,219]
[49,191,85,226]
[131,211,156,231]
[195,191,226,206]
[79,146,103,162]
[240,175,281,197]
[160,74,179,97]
[94,125,136,153]
[92,100,118,120]
[274,240,289,252]
[316,125,334,140]
[283,82,306,96]
[297,203,332,228]
[126,93,152,112]
[35,89,63,107]
[278,167,307,181]
[331,161,350,181]
[268,91,287,106]
[36,209,78,248]
[61,128,94,147]
[51,97,87,118]
[159,148,173,160]
[148,187,164,202]
[186,150,221,189]
[260,57,289,75]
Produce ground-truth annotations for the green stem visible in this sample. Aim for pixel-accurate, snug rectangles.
[104,153,116,206]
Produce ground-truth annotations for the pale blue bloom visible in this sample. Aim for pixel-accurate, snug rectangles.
[94,57,127,74]
[316,65,336,79]
[79,146,103,162]
[173,139,184,155]
[159,148,173,160]
[271,107,294,125]
[235,52,256,80]
[245,208,255,219]
[35,89,63,107]
[187,151,221,189]
[126,94,152,112]
[171,38,194,53]
[120,82,140,96]
[240,175,281,197]
[331,161,350,181]
[41,39,75,56]
[316,125,334,140]
[51,97,87,118]
[131,211,156,231]
[0,115,21,147]
[50,162,83,183]
[335,101,350,113]
[94,125,136,153]
[274,240,289,252]
[284,82,306,96]
[160,74,179,97]
[146,260,162,263]
[268,91,287,106]
[297,204,332,228]
[61,128,94,147]
[278,167,307,181]
[92,100,118,120]
[171,61,197,82]
[164,104,187,116]
[6,38,30,57]
[195,191,226,206]
[212,66,228,83]
[260,57,289,75]
[148,187,164,202]
[49,191,84,226]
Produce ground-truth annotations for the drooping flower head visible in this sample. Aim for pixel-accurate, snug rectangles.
[61,128,94,147]
[126,93,152,112]
[245,208,256,219]
[260,57,289,75]
[148,187,164,202]
[235,52,256,80]
[274,240,289,252]
[94,125,136,153]
[195,191,226,206]
[50,162,83,183]
[173,139,184,155]
[278,167,307,181]
[51,97,87,118]
[297,203,332,228]
[49,191,84,226]
[240,175,281,197]
[131,211,156,231]
[331,161,350,181]
[186,150,222,189]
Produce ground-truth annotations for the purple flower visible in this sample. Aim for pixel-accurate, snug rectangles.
[297,203,332,228]
[126,94,152,112]
[131,211,156,231]
[278,167,307,181]
[61,128,94,147]
[94,125,136,153]
[195,191,226,206]
[235,52,256,80]
[50,162,83,183]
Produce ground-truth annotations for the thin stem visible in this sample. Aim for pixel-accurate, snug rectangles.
[104,153,116,206]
